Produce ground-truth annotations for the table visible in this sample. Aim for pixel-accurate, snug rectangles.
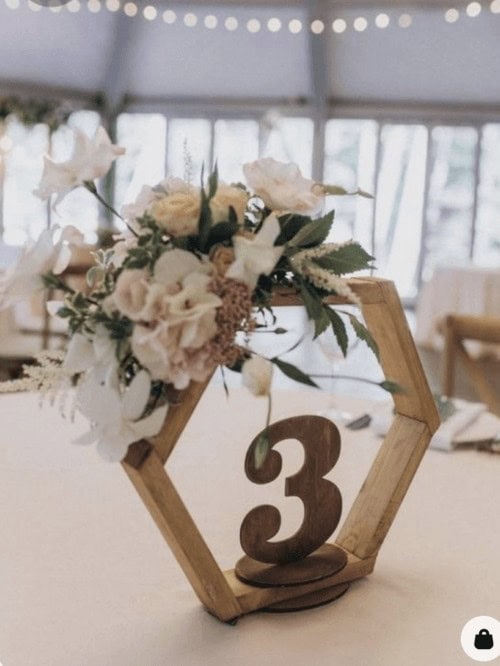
[415,265,500,353]
[1,385,499,666]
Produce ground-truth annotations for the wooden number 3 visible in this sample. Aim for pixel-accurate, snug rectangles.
[240,415,342,565]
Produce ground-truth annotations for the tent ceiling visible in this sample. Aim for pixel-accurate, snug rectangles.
[0,2,499,112]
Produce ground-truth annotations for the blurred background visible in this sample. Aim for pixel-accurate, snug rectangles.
[0,0,498,403]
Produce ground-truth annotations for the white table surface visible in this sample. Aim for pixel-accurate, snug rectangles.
[1,384,499,666]
[415,265,500,353]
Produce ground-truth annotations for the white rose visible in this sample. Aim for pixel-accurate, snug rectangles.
[243,158,324,216]
[242,355,273,396]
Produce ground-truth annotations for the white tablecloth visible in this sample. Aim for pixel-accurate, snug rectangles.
[415,265,500,353]
[1,386,499,666]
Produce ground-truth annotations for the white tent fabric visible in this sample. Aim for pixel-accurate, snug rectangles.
[0,2,499,106]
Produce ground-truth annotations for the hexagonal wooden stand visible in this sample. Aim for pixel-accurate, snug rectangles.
[121,277,440,623]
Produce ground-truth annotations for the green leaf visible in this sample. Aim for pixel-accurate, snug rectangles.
[254,432,270,469]
[271,357,319,388]
[287,211,334,248]
[324,307,349,357]
[197,189,213,252]
[299,279,323,320]
[298,280,330,338]
[347,314,380,360]
[322,184,374,199]
[313,242,375,276]
[206,220,239,247]
[379,380,404,394]
[208,162,218,198]
[275,214,311,245]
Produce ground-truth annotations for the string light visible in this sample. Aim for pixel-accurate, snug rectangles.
[332,18,347,33]
[4,1,499,34]
[398,13,413,27]
[224,16,238,31]
[143,4,156,20]
[87,0,101,13]
[162,9,175,23]
[311,19,324,34]
[375,13,390,28]
[466,1,482,15]
[184,12,197,27]
[353,16,368,31]
[204,14,217,29]
[288,19,302,33]
[445,8,460,22]
[247,18,261,33]
[267,17,281,32]
[123,1,137,16]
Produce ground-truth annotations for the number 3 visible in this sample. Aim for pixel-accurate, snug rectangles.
[240,415,343,565]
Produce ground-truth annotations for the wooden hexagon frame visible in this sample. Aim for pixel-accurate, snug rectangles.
[121,277,440,623]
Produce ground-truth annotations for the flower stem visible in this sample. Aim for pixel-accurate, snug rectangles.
[84,181,139,238]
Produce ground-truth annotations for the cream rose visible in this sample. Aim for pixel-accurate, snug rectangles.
[243,157,324,216]
[210,183,248,225]
[148,191,200,237]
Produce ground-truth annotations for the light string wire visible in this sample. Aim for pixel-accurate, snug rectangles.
[4,0,500,31]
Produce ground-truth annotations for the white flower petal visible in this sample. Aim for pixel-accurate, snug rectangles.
[153,249,206,285]
[129,403,169,441]
[77,373,122,426]
[96,434,130,463]
[121,370,151,422]
[242,356,273,396]
[73,429,99,447]
[63,334,95,373]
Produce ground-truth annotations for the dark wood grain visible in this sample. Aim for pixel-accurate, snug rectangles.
[240,415,343,565]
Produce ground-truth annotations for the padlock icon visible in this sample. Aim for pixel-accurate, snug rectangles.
[475,628,494,650]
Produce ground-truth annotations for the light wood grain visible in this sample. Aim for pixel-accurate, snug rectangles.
[119,277,439,621]
[122,447,242,622]
[147,373,214,465]
[442,314,500,416]
[336,415,431,559]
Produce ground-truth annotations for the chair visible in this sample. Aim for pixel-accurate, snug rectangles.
[442,314,500,416]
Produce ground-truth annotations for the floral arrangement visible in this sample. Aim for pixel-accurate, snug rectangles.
[0,126,394,464]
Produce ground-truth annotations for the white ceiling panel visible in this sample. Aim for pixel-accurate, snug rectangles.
[328,8,500,104]
[0,4,116,93]
[123,5,311,99]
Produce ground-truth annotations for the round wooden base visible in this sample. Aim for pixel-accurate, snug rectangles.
[263,582,350,613]
[235,543,348,588]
